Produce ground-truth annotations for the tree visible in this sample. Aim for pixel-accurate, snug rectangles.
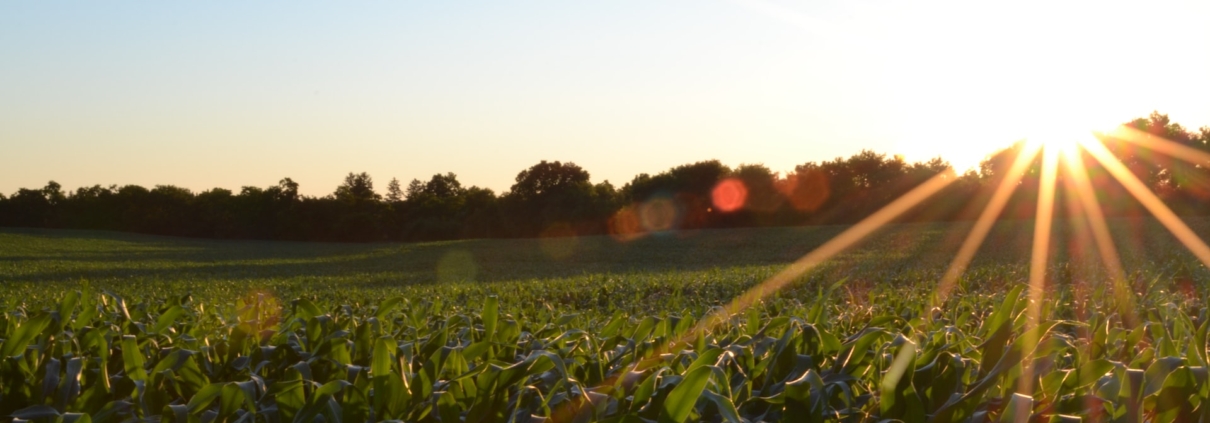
[276,178,300,202]
[334,172,380,204]
[329,172,385,241]
[509,161,589,201]
[399,173,484,241]
[7,111,1210,242]
[386,178,404,203]
[732,164,781,213]
[504,161,599,236]
[619,160,732,230]
[782,162,831,213]
[424,173,465,199]
[1,186,55,227]
[42,181,65,206]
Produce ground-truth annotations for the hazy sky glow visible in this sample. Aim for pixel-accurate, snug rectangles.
[3,1,1208,197]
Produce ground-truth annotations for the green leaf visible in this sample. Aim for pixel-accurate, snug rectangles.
[164,404,190,423]
[57,291,80,328]
[1143,357,1184,398]
[153,305,185,334]
[631,368,665,413]
[691,389,728,422]
[0,312,51,359]
[601,311,626,338]
[659,365,712,423]
[999,393,1033,423]
[1065,359,1113,390]
[372,336,394,378]
[482,296,499,342]
[374,297,405,321]
[268,379,305,422]
[187,383,225,414]
[436,390,460,423]
[293,298,323,321]
[881,338,924,423]
[684,348,723,375]
[10,405,61,420]
[372,336,411,419]
[120,335,148,383]
[218,383,245,419]
[61,412,92,423]
[57,357,85,410]
[462,341,490,362]
[631,316,657,342]
[294,380,350,423]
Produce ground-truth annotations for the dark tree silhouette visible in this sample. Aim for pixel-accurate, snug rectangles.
[3,112,1207,242]
[503,161,607,236]
[386,178,404,203]
[335,172,380,204]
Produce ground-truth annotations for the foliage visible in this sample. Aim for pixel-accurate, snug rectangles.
[2,114,1209,244]
[4,217,1210,420]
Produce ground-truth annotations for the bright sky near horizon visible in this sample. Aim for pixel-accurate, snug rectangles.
[3,1,1208,197]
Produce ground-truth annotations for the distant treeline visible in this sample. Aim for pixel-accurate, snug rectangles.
[3,112,1208,242]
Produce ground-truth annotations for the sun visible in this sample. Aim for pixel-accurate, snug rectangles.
[1024,126,1084,156]
[1013,112,1114,160]
[892,112,1109,175]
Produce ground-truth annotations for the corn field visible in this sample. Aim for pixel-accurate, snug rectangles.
[2,277,1208,422]
[5,222,1210,422]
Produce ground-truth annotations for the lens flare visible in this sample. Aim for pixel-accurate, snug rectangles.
[1060,139,1137,327]
[1082,137,1210,270]
[692,170,956,332]
[548,171,957,423]
[1018,142,1061,396]
[608,206,644,242]
[778,170,830,211]
[711,178,748,212]
[552,121,1210,421]
[934,141,1042,304]
[639,197,678,232]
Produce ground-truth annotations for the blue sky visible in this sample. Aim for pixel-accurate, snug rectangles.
[3,1,1208,196]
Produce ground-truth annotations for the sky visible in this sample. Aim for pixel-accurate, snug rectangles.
[3,1,1209,197]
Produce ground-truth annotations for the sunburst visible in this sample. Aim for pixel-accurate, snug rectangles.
[549,123,1210,420]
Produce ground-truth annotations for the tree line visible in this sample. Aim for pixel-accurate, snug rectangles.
[2,113,1207,242]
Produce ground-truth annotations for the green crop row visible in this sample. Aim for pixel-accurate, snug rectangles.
[1,277,1208,422]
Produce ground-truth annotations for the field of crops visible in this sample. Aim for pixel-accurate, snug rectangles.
[3,218,1210,422]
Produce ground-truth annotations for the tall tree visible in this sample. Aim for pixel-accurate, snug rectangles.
[386,178,404,203]
[505,161,600,236]
[332,172,384,241]
[334,172,380,204]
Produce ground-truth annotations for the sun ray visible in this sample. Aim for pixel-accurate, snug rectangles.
[933,142,1043,305]
[547,170,958,422]
[552,125,1210,421]
[1080,136,1210,270]
[1018,143,1061,396]
[1058,164,1100,320]
[693,169,957,332]
[1107,124,1210,166]
[1061,143,1138,327]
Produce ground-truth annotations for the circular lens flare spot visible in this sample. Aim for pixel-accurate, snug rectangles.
[778,170,830,211]
[639,198,678,232]
[712,179,748,212]
[608,206,644,242]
